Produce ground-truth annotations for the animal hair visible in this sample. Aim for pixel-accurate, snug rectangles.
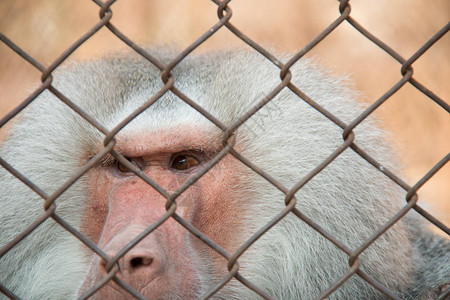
[0,48,448,299]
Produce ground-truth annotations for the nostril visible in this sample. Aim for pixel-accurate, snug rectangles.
[130,256,153,268]
[101,250,157,274]
[99,256,114,275]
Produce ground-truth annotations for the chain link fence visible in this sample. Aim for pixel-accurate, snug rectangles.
[0,0,449,299]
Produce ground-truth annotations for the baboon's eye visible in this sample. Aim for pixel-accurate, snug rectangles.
[116,157,142,173]
[171,155,200,171]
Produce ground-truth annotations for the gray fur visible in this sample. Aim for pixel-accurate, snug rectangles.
[0,48,448,299]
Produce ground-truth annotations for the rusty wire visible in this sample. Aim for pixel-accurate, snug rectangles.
[0,0,449,299]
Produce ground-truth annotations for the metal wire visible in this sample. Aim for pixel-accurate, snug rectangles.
[0,0,448,299]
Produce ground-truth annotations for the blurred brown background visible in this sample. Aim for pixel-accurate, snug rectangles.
[0,0,448,227]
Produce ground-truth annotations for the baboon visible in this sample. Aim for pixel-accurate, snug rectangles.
[0,48,448,299]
